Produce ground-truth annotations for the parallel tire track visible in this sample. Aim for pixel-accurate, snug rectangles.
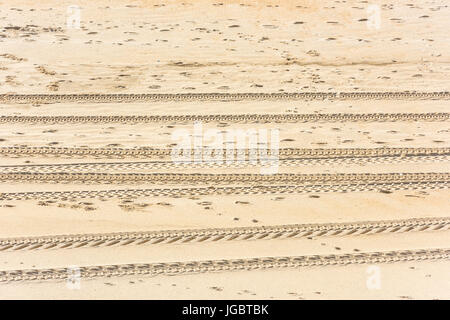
[0,155,448,173]
[1,248,449,282]
[1,92,450,104]
[0,180,448,201]
[1,217,448,251]
[1,147,449,159]
[1,113,448,124]
[1,172,449,185]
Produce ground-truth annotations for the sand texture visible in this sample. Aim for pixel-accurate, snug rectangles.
[0,0,449,300]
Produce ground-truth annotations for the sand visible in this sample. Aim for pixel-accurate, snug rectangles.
[0,0,449,300]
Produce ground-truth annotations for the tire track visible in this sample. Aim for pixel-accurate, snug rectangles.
[0,155,448,173]
[0,179,447,201]
[1,172,449,185]
[1,147,449,172]
[0,113,448,124]
[1,92,449,104]
[1,146,448,158]
[1,248,448,282]
[1,217,448,252]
